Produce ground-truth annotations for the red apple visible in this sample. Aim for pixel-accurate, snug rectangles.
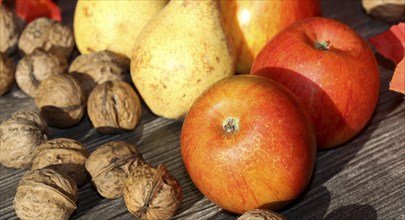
[219,0,321,74]
[180,75,316,214]
[251,17,380,149]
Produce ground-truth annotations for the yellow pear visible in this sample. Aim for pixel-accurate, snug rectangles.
[74,0,168,58]
[131,0,236,119]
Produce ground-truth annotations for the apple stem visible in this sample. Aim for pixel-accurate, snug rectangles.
[315,40,330,50]
[223,117,239,134]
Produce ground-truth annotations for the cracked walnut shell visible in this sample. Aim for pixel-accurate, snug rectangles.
[0,52,16,95]
[31,138,89,186]
[35,73,86,128]
[85,141,144,199]
[0,111,48,168]
[87,81,142,133]
[13,168,78,220]
[16,48,67,97]
[18,17,74,58]
[124,163,183,220]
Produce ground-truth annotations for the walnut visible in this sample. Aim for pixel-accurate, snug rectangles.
[0,6,22,54]
[0,111,48,168]
[87,81,142,134]
[0,52,16,95]
[124,163,183,220]
[85,141,143,199]
[237,209,286,220]
[18,17,74,59]
[16,48,67,97]
[362,0,405,23]
[69,50,129,95]
[237,209,287,220]
[35,73,86,128]
[31,138,89,186]
[13,168,78,220]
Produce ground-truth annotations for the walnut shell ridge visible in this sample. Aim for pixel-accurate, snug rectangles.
[85,141,144,199]
[237,209,286,220]
[13,168,78,220]
[0,52,16,95]
[0,111,48,168]
[124,163,183,220]
[31,138,90,186]
[87,80,142,134]
[35,73,86,128]
[16,48,67,97]
[18,17,74,59]
[0,6,22,54]
[69,50,129,95]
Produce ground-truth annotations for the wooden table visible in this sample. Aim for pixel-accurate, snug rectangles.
[1,0,404,219]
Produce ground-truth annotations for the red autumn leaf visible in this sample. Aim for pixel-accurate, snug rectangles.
[369,23,405,94]
[369,23,405,64]
[15,0,61,23]
[390,57,405,94]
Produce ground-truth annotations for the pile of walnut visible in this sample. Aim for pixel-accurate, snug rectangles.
[0,112,183,220]
[1,6,182,220]
[1,6,141,132]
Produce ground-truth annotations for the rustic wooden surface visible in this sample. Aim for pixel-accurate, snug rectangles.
[1,0,404,219]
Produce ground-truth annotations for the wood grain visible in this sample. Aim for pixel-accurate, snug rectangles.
[1,0,404,219]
